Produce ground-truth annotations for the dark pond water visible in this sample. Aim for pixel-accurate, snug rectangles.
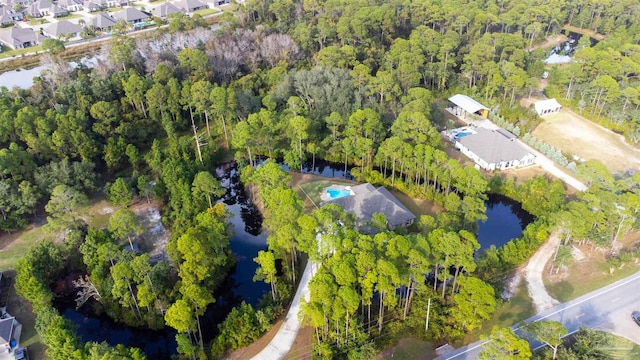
[55,162,269,359]
[545,31,599,64]
[477,194,534,252]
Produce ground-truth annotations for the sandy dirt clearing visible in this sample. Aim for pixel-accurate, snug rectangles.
[530,107,640,174]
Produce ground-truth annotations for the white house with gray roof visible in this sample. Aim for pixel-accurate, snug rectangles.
[173,0,207,12]
[151,2,182,18]
[0,27,39,49]
[89,12,116,30]
[43,20,81,39]
[455,127,536,171]
[324,183,415,231]
[112,7,149,24]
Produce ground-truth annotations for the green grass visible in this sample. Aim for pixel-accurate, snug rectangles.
[194,7,221,16]
[377,337,436,360]
[0,198,113,272]
[0,45,43,59]
[545,261,640,303]
[298,178,356,207]
[56,13,83,20]
[28,18,49,25]
[464,280,535,344]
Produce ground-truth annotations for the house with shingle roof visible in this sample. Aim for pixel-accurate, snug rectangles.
[43,20,81,39]
[0,8,14,26]
[50,4,69,17]
[0,26,39,49]
[324,183,415,231]
[57,0,83,12]
[88,11,115,30]
[173,0,207,12]
[112,7,149,24]
[454,127,536,171]
[36,0,52,14]
[151,2,182,18]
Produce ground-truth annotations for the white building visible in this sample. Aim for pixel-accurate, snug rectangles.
[534,98,562,116]
[455,128,536,171]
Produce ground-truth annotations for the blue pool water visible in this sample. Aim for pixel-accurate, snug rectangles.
[455,132,472,139]
[327,188,352,199]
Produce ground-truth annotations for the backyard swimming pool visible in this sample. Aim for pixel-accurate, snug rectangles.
[327,188,352,199]
[455,132,473,139]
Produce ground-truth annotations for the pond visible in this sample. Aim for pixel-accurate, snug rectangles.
[544,31,599,64]
[0,55,100,89]
[477,194,534,252]
[55,162,269,359]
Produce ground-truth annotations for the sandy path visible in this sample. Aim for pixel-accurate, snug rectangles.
[524,234,561,313]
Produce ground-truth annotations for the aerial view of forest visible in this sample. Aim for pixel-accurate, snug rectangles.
[0,0,639,359]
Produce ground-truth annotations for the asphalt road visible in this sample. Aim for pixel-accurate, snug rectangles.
[436,271,640,360]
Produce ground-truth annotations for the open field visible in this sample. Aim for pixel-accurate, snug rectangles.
[530,107,640,174]
[544,232,640,302]
[377,337,436,360]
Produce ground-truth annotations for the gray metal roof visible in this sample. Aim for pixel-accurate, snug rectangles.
[325,183,415,228]
[448,94,489,114]
[457,128,533,164]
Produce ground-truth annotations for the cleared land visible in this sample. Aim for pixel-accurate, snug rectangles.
[543,231,640,303]
[530,107,640,174]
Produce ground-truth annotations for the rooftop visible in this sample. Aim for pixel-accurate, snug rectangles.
[448,94,489,114]
[324,183,415,229]
[457,128,533,164]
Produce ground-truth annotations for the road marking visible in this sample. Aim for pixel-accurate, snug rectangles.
[612,296,621,303]
[575,312,585,319]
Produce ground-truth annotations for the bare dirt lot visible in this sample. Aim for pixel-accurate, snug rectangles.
[529,107,640,174]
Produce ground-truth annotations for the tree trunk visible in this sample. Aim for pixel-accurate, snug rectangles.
[204,110,211,137]
[378,292,385,333]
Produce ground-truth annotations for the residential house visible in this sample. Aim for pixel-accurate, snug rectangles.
[27,3,42,17]
[173,0,207,13]
[112,7,149,24]
[50,4,69,17]
[84,1,101,12]
[58,0,83,12]
[88,11,115,30]
[324,183,416,231]
[0,26,39,49]
[534,98,562,116]
[151,2,181,18]
[36,0,52,15]
[448,94,490,120]
[43,20,81,39]
[454,127,536,171]
[0,8,15,26]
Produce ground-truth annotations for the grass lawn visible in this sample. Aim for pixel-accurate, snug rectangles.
[463,279,535,344]
[0,45,44,59]
[28,18,49,25]
[194,7,221,16]
[377,337,436,360]
[56,13,83,20]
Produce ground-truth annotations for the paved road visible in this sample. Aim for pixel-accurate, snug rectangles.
[436,271,640,360]
[251,261,318,360]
